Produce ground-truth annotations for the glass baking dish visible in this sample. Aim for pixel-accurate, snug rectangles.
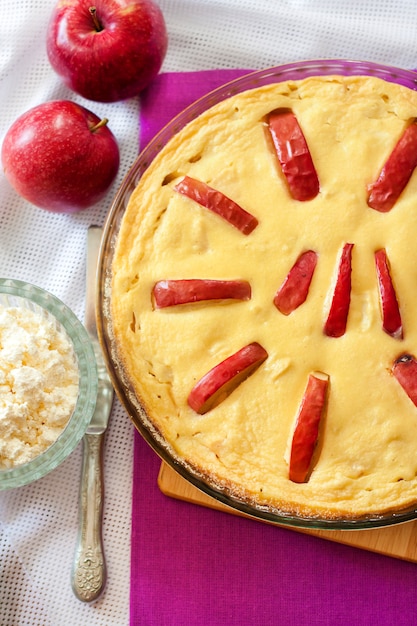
[97,60,417,530]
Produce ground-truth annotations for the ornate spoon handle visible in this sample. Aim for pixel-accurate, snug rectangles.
[71,433,106,602]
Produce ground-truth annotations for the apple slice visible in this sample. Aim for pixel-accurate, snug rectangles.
[187,342,268,414]
[153,279,251,308]
[367,123,417,212]
[324,243,354,338]
[288,372,329,483]
[392,354,417,407]
[267,109,319,201]
[374,249,403,339]
[274,250,318,315]
[174,176,258,235]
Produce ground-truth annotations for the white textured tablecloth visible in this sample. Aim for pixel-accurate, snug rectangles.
[1,1,417,624]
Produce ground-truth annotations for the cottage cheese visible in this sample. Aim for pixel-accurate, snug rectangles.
[0,304,79,468]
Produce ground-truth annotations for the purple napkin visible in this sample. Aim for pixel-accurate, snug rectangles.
[130,70,417,626]
[138,69,251,150]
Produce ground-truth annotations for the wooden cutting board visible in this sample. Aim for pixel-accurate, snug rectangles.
[158,462,417,563]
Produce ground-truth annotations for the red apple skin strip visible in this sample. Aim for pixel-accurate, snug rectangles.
[274,250,318,315]
[187,342,268,414]
[367,123,417,212]
[289,373,329,484]
[392,354,417,407]
[268,110,320,201]
[174,176,258,235]
[153,279,251,308]
[374,249,403,339]
[324,243,354,338]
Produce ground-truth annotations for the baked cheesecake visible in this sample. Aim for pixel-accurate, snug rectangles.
[111,74,417,520]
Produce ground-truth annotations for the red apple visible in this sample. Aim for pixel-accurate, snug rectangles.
[324,243,354,338]
[153,279,252,308]
[187,342,268,414]
[367,123,417,212]
[288,372,329,483]
[374,248,403,339]
[46,0,168,103]
[174,176,258,235]
[274,250,318,315]
[392,354,417,407]
[1,100,119,212]
[268,109,319,201]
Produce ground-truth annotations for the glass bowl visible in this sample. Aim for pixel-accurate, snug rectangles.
[98,60,417,530]
[0,278,98,490]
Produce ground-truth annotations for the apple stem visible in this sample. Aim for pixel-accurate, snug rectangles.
[90,118,109,132]
[89,7,103,32]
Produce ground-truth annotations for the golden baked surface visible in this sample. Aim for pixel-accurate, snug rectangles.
[111,75,417,519]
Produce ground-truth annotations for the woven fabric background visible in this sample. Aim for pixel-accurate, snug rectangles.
[1,1,417,624]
